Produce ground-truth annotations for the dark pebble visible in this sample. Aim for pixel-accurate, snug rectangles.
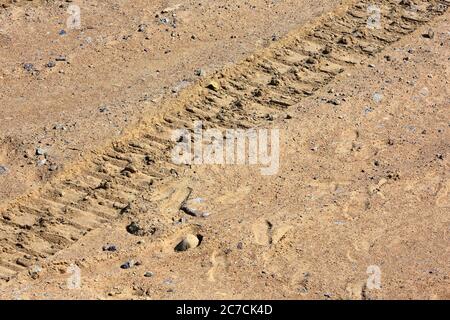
[126,221,144,236]
[120,260,135,269]
[0,165,8,175]
[23,63,34,72]
[102,244,118,252]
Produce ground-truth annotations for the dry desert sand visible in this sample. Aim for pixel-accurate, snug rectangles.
[0,0,449,300]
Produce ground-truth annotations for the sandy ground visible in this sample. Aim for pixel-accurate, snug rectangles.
[0,0,341,201]
[0,0,449,300]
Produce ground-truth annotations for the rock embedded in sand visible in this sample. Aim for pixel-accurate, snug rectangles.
[120,260,140,269]
[36,148,46,156]
[423,29,434,39]
[206,81,220,91]
[28,265,42,279]
[195,68,205,77]
[126,221,144,236]
[175,234,200,252]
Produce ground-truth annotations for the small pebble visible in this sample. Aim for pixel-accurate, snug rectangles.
[144,271,154,278]
[120,260,136,269]
[137,24,147,32]
[36,148,46,156]
[29,265,42,279]
[206,81,220,91]
[328,99,341,106]
[53,124,67,130]
[0,165,8,175]
[419,87,429,97]
[195,69,205,77]
[423,29,434,39]
[55,56,67,62]
[363,106,373,115]
[305,57,317,64]
[23,63,34,72]
[102,244,118,252]
[126,221,144,236]
[373,92,383,103]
